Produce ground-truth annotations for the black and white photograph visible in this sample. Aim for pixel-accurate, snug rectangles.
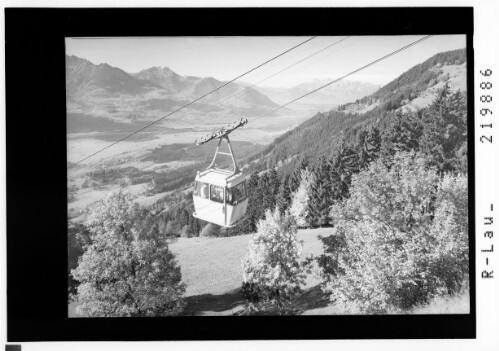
[66,34,470,317]
[10,5,496,346]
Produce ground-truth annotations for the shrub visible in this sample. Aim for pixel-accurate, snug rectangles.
[411,286,470,314]
[319,152,468,313]
[427,173,469,294]
[200,223,220,237]
[72,190,186,317]
[67,222,90,296]
[181,225,193,238]
[241,209,306,315]
[163,221,175,238]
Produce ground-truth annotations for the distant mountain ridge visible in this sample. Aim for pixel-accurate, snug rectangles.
[131,66,195,94]
[255,79,380,107]
[131,66,276,107]
[339,49,467,114]
[66,55,279,132]
[66,55,161,96]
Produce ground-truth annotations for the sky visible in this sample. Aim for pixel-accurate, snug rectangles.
[66,35,466,88]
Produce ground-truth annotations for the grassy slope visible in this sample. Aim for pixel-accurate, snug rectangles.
[169,227,330,316]
[69,226,469,317]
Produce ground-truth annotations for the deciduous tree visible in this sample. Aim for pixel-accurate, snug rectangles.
[72,190,186,317]
[289,168,315,228]
[319,152,468,313]
[242,209,305,315]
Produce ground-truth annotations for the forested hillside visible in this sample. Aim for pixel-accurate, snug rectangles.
[245,49,466,176]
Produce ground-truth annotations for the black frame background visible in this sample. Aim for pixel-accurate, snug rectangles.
[5,7,475,341]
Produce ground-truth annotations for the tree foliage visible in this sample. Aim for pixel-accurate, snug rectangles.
[200,223,220,237]
[306,156,332,227]
[245,172,263,233]
[244,50,466,180]
[276,175,292,215]
[380,111,423,163]
[318,152,468,313]
[181,224,194,238]
[68,222,91,296]
[355,126,382,170]
[241,209,305,315]
[72,190,186,317]
[420,85,467,173]
[289,168,315,228]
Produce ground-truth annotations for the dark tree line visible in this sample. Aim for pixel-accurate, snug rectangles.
[231,85,468,233]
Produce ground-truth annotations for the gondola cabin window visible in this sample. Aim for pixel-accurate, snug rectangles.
[210,184,224,203]
[227,180,247,206]
[194,181,209,199]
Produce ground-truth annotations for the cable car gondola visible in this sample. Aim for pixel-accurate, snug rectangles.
[192,118,249,228]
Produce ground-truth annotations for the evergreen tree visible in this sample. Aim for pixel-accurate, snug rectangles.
[329,137,359,203]
[181,208,190,228]
[289,157,309,193]
[276,175,292,215]
[190,217,201,237]
[420,86,467,173]
[380,111,423,164]
[258,173,271,217]
[267,168,280,211]
[245,172,261,233]
[307,156,333,227]
[163,221,175,237]
[355,126,382,170]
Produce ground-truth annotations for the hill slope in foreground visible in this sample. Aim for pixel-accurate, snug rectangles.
[171,227,328,316]
[69,227,329,317]
[69,227,469,317]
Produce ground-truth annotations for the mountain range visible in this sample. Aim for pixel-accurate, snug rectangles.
[254,79,380,106]
[66,55,280,132]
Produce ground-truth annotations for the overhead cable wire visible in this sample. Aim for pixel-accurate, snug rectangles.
[68,36,317,169]
[248,35,433,123]
[73,35,433,180]
[181,36,351,120]
[147,35,434,166]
